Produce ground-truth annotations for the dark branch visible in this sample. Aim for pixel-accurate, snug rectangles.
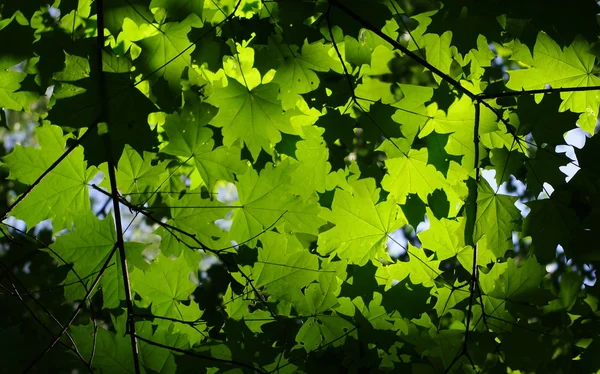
[479,85,600,100]
[0,259,93,373]
[0,129,92,222]
[95,0,141,371]
[23,245,118,373]
[133,334,267,373]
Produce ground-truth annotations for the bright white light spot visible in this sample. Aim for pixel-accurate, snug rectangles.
[536,182,554,199]
[387,229,407,257]
[481,169,498,191]
[564,128,587,149]
[48,6,60,19]
[217,183,238,204]
[545,263,558,273]
[215,217,233,231]
[416,216,430,234]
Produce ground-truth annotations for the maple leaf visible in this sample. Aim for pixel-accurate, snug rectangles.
[269,38,339,109]
[507,32,600,133]
[2,125,97,229]
[229,160,324,246]
[2,1,600,373]
[132,15,199,93]
[161,103,247,188]
[474,180,521,258]
[318,178,406,265]
[206,78,296,160]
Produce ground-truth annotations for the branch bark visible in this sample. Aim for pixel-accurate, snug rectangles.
[95,0,141,372]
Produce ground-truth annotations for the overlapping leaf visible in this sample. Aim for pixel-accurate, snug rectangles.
[1,1,600,373]
[2,124,97,229]
[318,178,405,265]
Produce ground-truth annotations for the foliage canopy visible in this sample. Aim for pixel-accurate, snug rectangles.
[1,0,600,373]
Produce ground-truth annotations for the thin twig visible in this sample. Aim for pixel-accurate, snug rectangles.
[479,85,600,100]
[133,334,267,373]
[0,222,100,364]
[0,129,92,221]
[22,245,118,373]
[325,3,406,156]
[0,260,93,373]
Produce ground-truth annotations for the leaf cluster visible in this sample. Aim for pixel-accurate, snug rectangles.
[1,0,600,373]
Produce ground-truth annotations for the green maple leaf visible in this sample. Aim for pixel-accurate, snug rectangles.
[0,70,38,111]
[524,148,569,196]
[137,322,192,371]
[48,50,158,165]
[466,35,496,80]
[206,78,296,160]
[52,52,90,82]
[229,160,324,246]
[489,147,526,186]
[49,212,147,308]
[422,31,457,83]
[104,0,153,35]
[456,236,496,273]
[248,231,319,293]
[479,256,545,301]
[337,293,395,330]
[222,285,274,333]
[151,0,203,21]
[70,324,136,373]
[294,313,353,351]
[418,208,466,261]
[376,244,442,288]
[420,95,498,174]
[380,144,453,206]
[343,29,387,67]
[132,15,198,93]
[295,281,353,352]
[157,191,230,255]
[474,180,521,258]
[355,45,403,106]
[132,254,206,345]
[131,253,197,317]
[433,281,470,316]
[523,191,579,264]
[270,38,339,109]
[288,126,332,199]
[515,93,579,146]
[2,124,97,229]
[99,145,168,205]
[234,231,328,314]
[506,32,600,133]
[71,321,190,373]
[162,103,247,189]
[318,178,406,265]
[50,212,118,304]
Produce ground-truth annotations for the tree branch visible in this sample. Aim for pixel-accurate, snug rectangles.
[0,129,92,222]
[133,333,267,374]
[23,245,118,373]
[479,85,600,100]
[0,259,92,373]
[95,0,140,371]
